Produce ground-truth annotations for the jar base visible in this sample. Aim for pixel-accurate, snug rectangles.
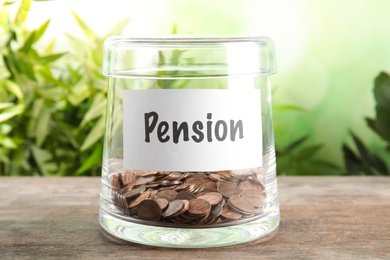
[99,207,280,248]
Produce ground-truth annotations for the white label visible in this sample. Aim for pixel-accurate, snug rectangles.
[123,89,262,171]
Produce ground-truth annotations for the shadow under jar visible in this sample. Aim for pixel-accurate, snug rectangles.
[99,36,280,248]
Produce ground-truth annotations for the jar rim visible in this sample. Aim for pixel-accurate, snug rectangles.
[102,36,277,78]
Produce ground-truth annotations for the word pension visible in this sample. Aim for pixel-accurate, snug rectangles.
[144,112,244,144]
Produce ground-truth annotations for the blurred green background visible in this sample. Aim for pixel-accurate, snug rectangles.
[1,0,390,176]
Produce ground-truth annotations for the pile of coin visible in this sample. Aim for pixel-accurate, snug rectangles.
[111,169,265,226]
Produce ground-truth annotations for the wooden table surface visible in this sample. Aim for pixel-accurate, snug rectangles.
[0,176,389,259]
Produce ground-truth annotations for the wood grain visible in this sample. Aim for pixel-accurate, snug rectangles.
[0,177,389,259]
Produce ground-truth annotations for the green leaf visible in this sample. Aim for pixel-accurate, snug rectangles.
[32,19,50,43]
[43,38,56,55]
[0,124,12,135]
[0,102,14,109]
[27,98,43,137]
[68,79,90,106]
[30,145,57,175]
[3,51,21,76]
[158,51,166,66]
[55,122,79,149]
[37,52,66,64]
[17,53,36,80]
[37,85,66,100]
[19,31,35,53]
[174,79,190,89]
[90,47,100,66]
[76,144,102,175]
[35,106,51,147]
[295,144,323,160]
[284,135,308,153]
[4,80,24,99]
[71,11,97,41]
[370,154,390,175]
[80,93,106,127]
[170,50,186,66]
[0,148,11,165]
[375,105,390,142]
[350,132,371,164]
[0,104,24,123]
[2,55,13,76]
[342,144,362,175]
[374,72,390,111]
[0,135,17,149]
[12,53,23,73]
[365,117,379,135]
[14,0,31,27]
[171,24,178,34]
[310,159,340,170]
[80,116,105,151]
[0,64,11,79]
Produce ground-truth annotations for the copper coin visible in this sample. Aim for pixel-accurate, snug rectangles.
[188,184,204,194]
[228,194,255,214]
[144,183,160,189]
[175,191,196,200]
[173,199,189,217]
[162,200,184,218]
[197,192,223,206]
[188,198,211,216]
[121,171,135,186]
[111,175,120,190]
[217,181,241,198]
[137,199,162,221]
[196,191,209,197]
[157,185,181,191]
[154,198,169,211]
[193,213,210,225]
[216,170,231,177]
[118,193,127,209]
[202,181,217,192]
[134,170,145,176]
[158,180,183,187]
[209,204,223,218]
[239,179,264,192]
[157,171,171,177]
[122,186,145,201]
[191,172,207,179]
[134,170,157,177]
[149,190,158,199]
[208,173,222,181]
[128,190,151,209]
[134,175,155,186]
[173,183,190,191]
[119,197,130,215]
[163,172,186,181]
[156,190,178,201]
[221,204,242,220]
[117,173,125,188]
[241,189,265,208]
[185,178,204,189]
[221,175,241,183]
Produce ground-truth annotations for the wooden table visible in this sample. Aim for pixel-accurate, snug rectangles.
[0,177,389,259]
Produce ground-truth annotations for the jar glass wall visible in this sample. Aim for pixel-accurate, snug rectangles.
[99,37,280,248]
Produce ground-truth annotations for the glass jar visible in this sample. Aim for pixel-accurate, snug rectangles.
[99,36,280,248]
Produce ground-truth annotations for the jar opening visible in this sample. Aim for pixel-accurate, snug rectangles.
[102,36,277,79]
